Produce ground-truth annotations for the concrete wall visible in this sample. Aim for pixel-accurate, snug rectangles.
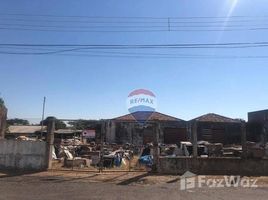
[159,157,268,176]
[0,140,47,170]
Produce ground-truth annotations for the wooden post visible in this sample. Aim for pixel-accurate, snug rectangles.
[46,117,55,170]
[241,122,247,158]
[192,122,198,158]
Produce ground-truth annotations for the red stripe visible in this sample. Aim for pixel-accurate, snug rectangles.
[128,89,155,97]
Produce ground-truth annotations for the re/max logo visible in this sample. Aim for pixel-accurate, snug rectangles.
[130,98,154,105]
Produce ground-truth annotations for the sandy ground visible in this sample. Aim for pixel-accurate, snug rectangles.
[0,171,267,200]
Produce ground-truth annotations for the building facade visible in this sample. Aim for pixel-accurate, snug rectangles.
[248,109,268,142]
[190,113,242,144]
[105,112,188,145]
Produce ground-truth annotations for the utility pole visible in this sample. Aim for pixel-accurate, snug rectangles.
[40,96,46,139]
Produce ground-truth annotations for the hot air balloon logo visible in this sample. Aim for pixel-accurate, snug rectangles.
[126,89,157,124]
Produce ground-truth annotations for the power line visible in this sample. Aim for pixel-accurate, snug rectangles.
[1,42,268,47]
[0,46,253,57]
[1,26,268,33]
[1,17,267,24]
[0,50,267,59]
[1,13,268,19]
[2,14,268,33]
[1,22,268,29]
[0,43,268,59]
[0,18,168,24]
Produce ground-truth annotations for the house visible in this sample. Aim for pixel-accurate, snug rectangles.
[54,129,82,139]
[6,125,83,141]
[105,111,188,145]
[190,113,242,144]
[6,125,47,139]
[247,109,268,142]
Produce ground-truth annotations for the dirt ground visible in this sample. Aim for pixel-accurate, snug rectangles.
[0,170,267,200]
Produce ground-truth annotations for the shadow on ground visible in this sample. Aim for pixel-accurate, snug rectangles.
[117,172,152,185]
[0,170,44,178]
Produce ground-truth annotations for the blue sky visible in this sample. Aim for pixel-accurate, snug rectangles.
[0,0,268,122]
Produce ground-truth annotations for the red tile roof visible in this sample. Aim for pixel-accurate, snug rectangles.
[191,113,241,123]
[113,111,184,122]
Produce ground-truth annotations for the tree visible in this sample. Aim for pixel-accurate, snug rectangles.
[7,118,30,126]
[0,98,4,107]
[40,117,67,130]
[68,119,99,130]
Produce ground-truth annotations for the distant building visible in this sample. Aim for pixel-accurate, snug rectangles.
[6,125,82,141]
[190,113,242,144]
[6,125,46,139]
[247,109,268,142]
[54,129,82,140]
[105,111,188,145]
[248,109,268,124]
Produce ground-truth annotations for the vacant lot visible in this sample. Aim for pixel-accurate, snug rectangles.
[0,171,267,200]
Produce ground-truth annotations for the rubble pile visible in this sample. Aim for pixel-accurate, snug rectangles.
[53,139,137,169]
[245,141,267,159]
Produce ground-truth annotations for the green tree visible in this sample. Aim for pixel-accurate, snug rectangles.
[68,120,90,130]
[68,119,100,130]
[0,98,4,107]
[7,118,30,126]
[40,117,67,130]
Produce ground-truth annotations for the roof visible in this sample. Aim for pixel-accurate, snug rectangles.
[8,126,82,135]
[191,113,241,123]
[248,109,268,114]
[8,125,47,134]
[54,129,82,134]
[112,111,184,122]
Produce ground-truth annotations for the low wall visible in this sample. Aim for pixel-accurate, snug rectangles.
[0,140,47,170]
[159,157,268,176]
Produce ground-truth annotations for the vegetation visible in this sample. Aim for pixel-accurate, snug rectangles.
[7,118,30,126]
[40,117,67,130]
[0,98,4,107]
[68,119,100,130]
